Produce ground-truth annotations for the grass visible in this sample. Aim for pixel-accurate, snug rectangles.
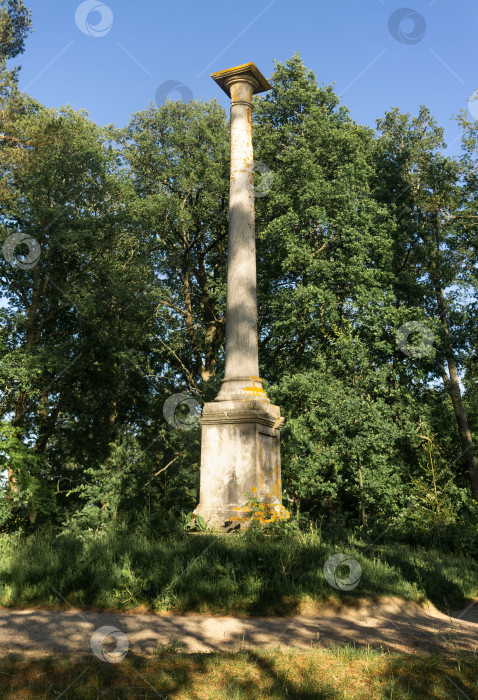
[0,647,476,699]
[0,527,476,615]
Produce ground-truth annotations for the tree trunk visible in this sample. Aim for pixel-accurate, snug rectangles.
[358,460,367,527]
[435,282,478,499]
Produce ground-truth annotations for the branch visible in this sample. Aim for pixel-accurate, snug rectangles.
[155,335,198,394]
[142,456,179,490]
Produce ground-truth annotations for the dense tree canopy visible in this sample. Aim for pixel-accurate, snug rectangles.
[0,25,477,544]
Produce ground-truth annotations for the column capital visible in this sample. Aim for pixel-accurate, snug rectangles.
[211,62,271,98]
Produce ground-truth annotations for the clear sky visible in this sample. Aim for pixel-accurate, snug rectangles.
[13,0,477,157]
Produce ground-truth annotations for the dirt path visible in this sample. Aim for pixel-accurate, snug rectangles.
[0,598,476,659]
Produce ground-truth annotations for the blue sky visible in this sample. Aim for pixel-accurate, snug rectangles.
[14,0,477,156]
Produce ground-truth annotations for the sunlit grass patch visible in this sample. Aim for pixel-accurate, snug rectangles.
[0,648,477,699]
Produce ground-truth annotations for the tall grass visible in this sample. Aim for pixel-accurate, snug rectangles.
[0,526,476,614]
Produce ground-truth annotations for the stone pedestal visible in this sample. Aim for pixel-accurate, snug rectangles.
[196,399,284,529]
[194,63,286,531]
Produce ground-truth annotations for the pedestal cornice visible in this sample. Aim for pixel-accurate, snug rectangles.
[201,399,285,430]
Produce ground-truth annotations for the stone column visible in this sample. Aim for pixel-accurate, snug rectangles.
[214,64,267,402]
[194,63,286,531]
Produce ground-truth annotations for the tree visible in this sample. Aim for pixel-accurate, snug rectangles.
[2,49,476,532]
[375,106,478,499]
[0,0,32,101]
[0,99,159,523]
[123,99,230,389]
[250,55,419,522]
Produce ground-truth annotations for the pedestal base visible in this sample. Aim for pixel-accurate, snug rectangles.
[194,399,285,530]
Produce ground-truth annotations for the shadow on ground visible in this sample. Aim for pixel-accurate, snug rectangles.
[0,649,477,699]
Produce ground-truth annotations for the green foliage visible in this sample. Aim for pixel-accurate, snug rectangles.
[0,0,32,100]
[408,432,460,533]
[369,429,478,560]
[0,421,55,528]
[0,528,476,613]
[0,0,31,61]
[1,48,477,543]
[166,511,210,533]
[233,491,293,538]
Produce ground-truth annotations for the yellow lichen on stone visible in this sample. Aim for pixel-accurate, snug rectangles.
[243,385,266,396]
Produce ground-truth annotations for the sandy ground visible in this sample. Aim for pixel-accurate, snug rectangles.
[0,597,476,658]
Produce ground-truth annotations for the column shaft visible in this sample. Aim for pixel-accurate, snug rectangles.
[216,79,265,402]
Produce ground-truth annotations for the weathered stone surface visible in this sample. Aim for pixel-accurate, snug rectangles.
[195,399,284,529]
[213,64,270,402]
[195,63,285,530]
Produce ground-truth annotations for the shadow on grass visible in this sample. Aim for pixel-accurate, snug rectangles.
[0,649,477,699]
[0,650,342,699]
[357,541,476,612]
[1,530,477,616]
[374,652,478,699]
